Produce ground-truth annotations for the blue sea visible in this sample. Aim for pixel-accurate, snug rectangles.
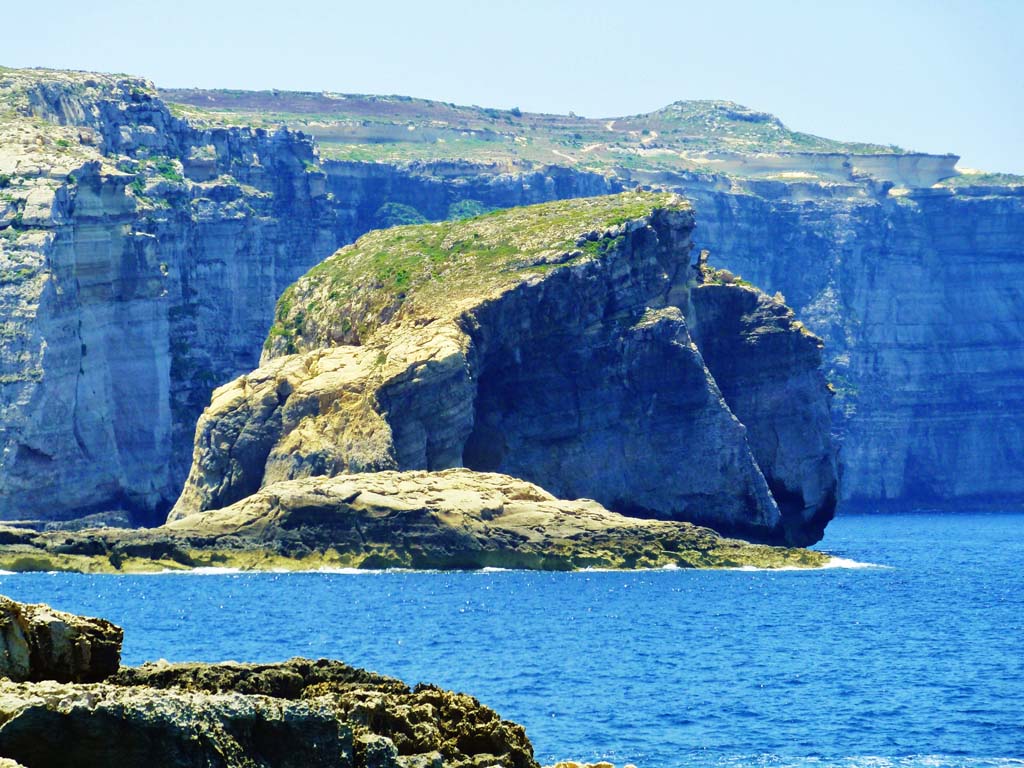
[1,512,1022,768]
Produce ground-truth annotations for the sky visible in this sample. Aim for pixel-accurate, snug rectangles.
[7,0,1022,173]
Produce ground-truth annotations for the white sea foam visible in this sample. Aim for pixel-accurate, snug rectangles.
[0,556,887,576]
[150,566,246,575]
[717,555,890,572]
[819,555,890,569]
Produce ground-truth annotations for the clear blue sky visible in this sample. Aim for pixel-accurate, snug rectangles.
[9,0,1022,173]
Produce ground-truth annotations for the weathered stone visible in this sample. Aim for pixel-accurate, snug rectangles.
[0,69,616,525]
[688,279,837,542]
[0,595,122,683]
[110,657,408,697]
[5,66,1013,525]
[0,470,828,572]
[111,658,538,768]
[0,679,351,768]
[682,183,1024,511]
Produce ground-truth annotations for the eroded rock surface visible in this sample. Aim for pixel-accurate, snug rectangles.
[688,278,837,542]
[4,67,1020,522]
[0,469,827,572]
[685,185,1024,510]
[0,599,544,767]
[0,656,538,768]
[0,679,353,768]
[113,659,537,768]
[0,595,122,682]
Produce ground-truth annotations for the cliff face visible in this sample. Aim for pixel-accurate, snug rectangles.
[3,69,1020,521]
[0,71,344,521]
[688,279,836,542]
[680,183,1024,509]
[170,193,836,545]
[0,70,615,523]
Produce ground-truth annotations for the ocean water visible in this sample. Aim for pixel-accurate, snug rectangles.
[1,512,1022,768]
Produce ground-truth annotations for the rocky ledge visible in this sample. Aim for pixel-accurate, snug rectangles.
[0,596,545,768]
[0,469,826,572]
[171,191,837,547]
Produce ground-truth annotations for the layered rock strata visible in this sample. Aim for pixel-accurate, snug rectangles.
[680,183,1024,509]
[170,192,836,545]
[5,68,1013,520]
[0,69,615,523]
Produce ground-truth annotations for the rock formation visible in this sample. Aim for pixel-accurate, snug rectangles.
[682,183,1024,510]
[169,192,836,545]
[0,596,121,682]
[0,69,615,524]
[3,66,1019,522]
[0,596,563,768]
[688,278,836,542]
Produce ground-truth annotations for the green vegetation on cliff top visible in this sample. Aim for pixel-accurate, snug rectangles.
[159,88,913,173]
[267,191,688,352]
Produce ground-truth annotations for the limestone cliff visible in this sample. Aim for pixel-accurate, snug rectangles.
[4,67,1019,521]
[170,192,836,545]
[0,69,614,523]
[679,183,1024,509]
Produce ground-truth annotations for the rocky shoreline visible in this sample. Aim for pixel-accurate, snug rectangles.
[0,469,827,573]
[0,595,614,768]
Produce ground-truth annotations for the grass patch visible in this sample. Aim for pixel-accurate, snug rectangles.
[940,171,1024,187]
[266,191,688,353]
[153,158,183,182]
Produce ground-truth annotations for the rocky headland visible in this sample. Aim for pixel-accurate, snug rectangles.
[0,595,568,768]
[0,189,836,571]
[0,68,615,525]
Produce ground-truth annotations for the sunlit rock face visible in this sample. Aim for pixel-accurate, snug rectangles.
[2,68,1020,523]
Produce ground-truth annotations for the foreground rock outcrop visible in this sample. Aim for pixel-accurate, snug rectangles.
[0,469,827,572]
[0,597,539,768]
[0,667,536,768]
[170,192,836,545]
[0,596,121,682]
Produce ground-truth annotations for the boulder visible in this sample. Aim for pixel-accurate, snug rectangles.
[0,595,122,683]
